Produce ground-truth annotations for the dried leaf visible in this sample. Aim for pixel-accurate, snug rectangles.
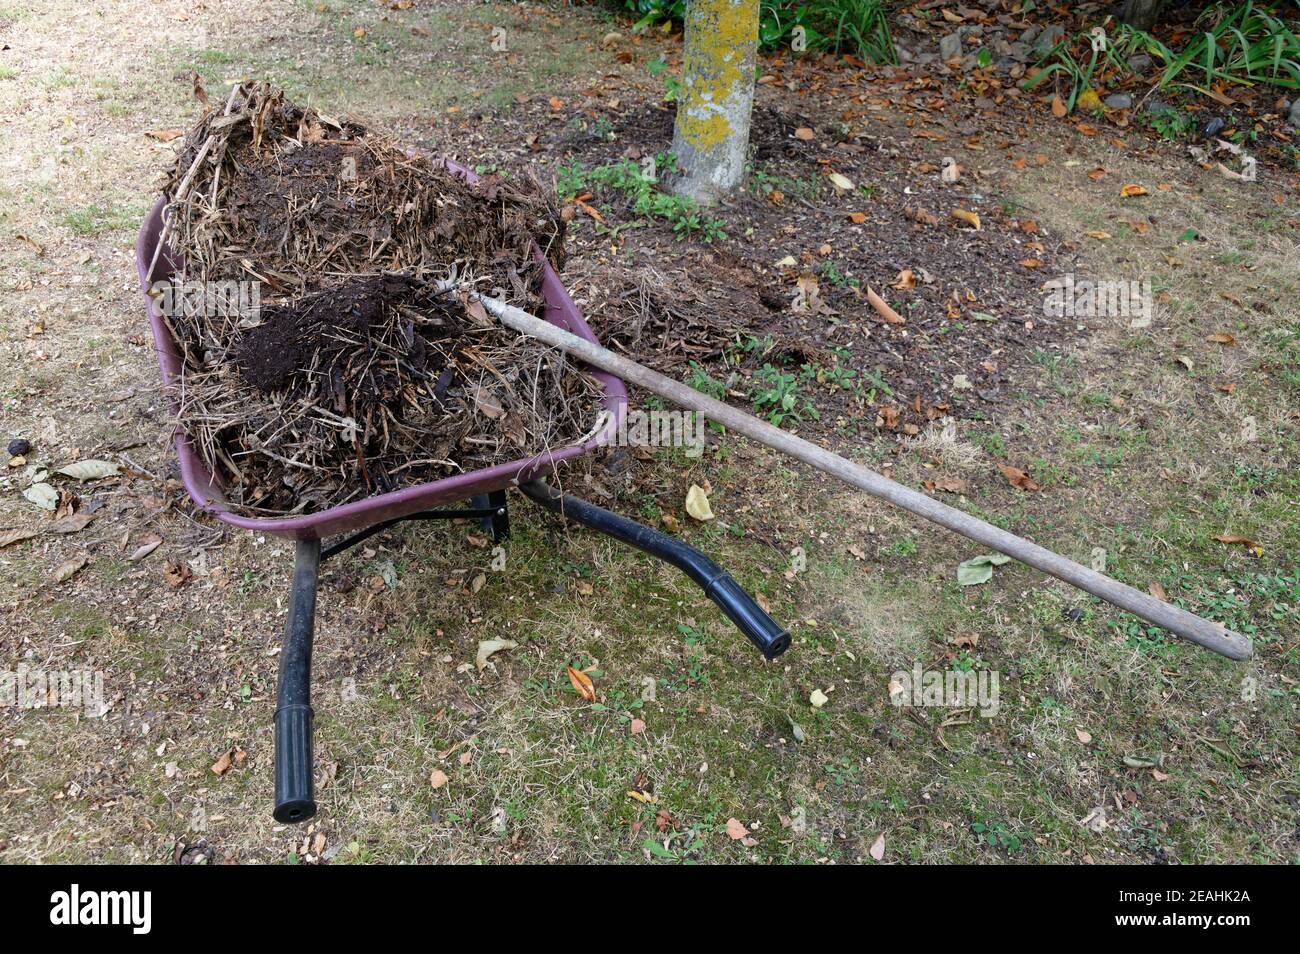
[430,768,449,789]
[472,386,505,419]
[475,638,517,671]
[146,129,184,142]
[725,818,750,840]
[1213,533,1260,553]
[891,269,917,289]
[809,688,829,708]
[629,717,645,736]
[794,126,814,141]
[685,484,714,521]
[0,528,38,549]
[211,749,234,776]
[1119,184,1149,198]
[129,534,163,562]
[1205,333,1235,345]
[997,463,1039,491]
[1075,727,1093,744]
[56,459,119,481]
[49,512,94,534]
[54,557,89,583]
[924,476,969,494]
[866,286,905,324]
[566,665,596,702]
[951,208,981,230]
[827,171,855,192]
[869,833,886,861]
[23,483,58,511]
[164,561,193,588]
[1076,88,1102,112]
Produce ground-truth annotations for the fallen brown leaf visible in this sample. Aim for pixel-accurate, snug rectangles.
[0,528,37,549]
[164,561,193,588]
[866,286,905,324]
[1213,533,1260,553]
[925,477,970,494]
[129,533,162,562]
[997,463,1039,491]
[566,665,596,702]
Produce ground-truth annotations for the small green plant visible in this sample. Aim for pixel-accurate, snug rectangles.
[751,364,819,426]
[1139,106,1197,140]
[1136,2,1300,91]
[554,161,587,199]
[816,258,859,289]
[555,157,726,242]
[825,756,861,786]
[972,819,1024,854]
[646,57,684,102]
[643,830,704,863]
[887,536,918,558]
[685,361,728,400]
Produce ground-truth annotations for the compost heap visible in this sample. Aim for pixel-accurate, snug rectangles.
[158,83,599,515]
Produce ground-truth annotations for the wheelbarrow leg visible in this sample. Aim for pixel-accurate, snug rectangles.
[273,538,320,824]
[471,490,510,542]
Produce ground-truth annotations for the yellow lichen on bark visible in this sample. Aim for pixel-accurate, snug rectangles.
[675,0,758,151]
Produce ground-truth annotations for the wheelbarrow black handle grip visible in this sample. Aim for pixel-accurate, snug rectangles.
[273,539,321,824]
[519,480,790,659]
[274,704,315,824]
[703,574,791,660]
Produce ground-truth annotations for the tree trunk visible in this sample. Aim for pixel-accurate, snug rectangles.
[670,0,759,206]
[1120,0,1165,32]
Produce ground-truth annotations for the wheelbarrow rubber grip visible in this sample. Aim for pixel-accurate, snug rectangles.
[273,704,315,824]
[273,539,320,824]
[704,574,791,660]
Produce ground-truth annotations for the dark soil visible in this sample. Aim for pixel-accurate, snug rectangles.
[499,80,1087,436]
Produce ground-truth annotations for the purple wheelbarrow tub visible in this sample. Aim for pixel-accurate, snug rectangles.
[135,169,627,541]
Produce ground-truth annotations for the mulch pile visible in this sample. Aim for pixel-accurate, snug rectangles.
[156,83,599,515]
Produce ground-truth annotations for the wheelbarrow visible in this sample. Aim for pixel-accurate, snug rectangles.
[135,171,789,824]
